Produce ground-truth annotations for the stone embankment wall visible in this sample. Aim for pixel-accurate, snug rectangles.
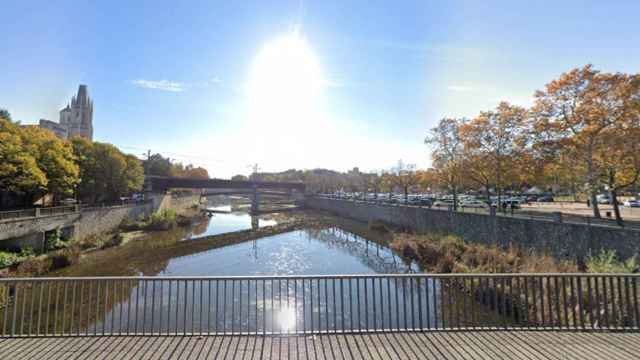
[0,194,201,252]
[306,197,640,261]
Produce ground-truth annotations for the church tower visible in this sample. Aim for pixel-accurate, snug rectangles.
[59,84,93,140]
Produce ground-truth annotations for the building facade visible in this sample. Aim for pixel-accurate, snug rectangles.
[39,84,93,140]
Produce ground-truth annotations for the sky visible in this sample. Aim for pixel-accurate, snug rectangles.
[2,0,639,178]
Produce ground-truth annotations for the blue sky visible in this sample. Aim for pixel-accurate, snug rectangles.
[2,0,639,178]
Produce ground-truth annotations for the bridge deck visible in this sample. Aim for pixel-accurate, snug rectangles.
[2,331,638,359]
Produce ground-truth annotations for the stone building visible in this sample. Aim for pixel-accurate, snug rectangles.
[39,84,93,140]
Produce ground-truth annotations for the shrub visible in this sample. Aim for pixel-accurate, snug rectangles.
[147,209,177,230]
[0,252,20,269]
[586,250,638,273]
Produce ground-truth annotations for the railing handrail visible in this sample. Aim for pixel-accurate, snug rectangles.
[2,273,639,282]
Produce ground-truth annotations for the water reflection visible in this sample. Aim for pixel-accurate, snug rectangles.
[189,205,277,239]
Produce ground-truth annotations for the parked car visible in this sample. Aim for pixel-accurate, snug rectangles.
[596,194,612,204]
[60,198,77,205]
[460,199,487,208]
[537,195,554,202]
[623,199,640,208]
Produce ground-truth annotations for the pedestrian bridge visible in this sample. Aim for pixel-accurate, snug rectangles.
[0,274,638,359]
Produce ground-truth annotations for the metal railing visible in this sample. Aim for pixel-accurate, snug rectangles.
[0,274,638,337]
[0,208,37,221]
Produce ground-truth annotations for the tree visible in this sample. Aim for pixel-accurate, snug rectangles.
[532,65,634,218]
[388,160,419,204]
[425,118,466,210]
[231,174,249,182]
[0,109,11,121]
[20,126,79,201]
[72,138,144,203]
[144,153,173,177]
[0,119,47,198]
[461,102,528,210]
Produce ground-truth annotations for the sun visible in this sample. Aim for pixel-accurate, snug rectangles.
[247,32,325,128]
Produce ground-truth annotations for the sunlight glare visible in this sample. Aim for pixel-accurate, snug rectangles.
[248,33,326,130]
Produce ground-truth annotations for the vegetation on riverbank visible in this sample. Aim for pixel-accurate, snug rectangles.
[390,230,637,274]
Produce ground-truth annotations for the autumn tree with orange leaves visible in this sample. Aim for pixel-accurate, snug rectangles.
[532,65,640,220]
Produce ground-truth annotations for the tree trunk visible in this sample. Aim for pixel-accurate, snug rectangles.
[609,171,624,227]
[586,143,601,218]
[452,187,458,211]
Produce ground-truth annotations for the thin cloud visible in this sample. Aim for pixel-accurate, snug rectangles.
[131,79,187,92]
[131,76,222,92]
[447,85,474,92]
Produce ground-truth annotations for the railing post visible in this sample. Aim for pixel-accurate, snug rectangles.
[35,207,40,217]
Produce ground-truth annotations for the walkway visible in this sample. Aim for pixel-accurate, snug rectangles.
[2,331,639,359]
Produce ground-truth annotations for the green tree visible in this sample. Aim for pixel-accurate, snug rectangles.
[0,119,47,197]
[20,126,79,201]
[0,109,11,121]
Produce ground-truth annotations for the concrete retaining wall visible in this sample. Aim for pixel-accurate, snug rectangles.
[307,197,640,261]
[0,194,201,251]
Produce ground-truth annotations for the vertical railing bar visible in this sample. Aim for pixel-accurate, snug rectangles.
[425,277,431,330]
[378,277,384,331]
[624,277,631,331]
[505,275,520,326]
[222,279,229,333]
[302,279,306,333]
[514,277,522,328]
[417,277,423,330]
[12,283,20,336]
[632,277,639,330]
[554,276,561,329]
[279,279,283,334]
[395,278,400,330]
[386,278,392,331]
[560,276,569,329]
[199,280,203,335]
[167,280,173,336]
[237,280,241,335]
[491,277,498,329]
[356,278,361,332]
[570,277,577,329]
[262,280,266,335]
[78,281,85,336]
[36,282,45,336]
[149,280,155,335]
[523,276,532,327]
[27,281,36,336]
[603,277,609,328]
[254,280,259,334]
[501,277,507,329]
[546,276,553,329]
[110,281,116,335]
[132,280,139,334]
[103,280,109,336]
[577,276,585,329]
[206,280,211,335]
[587,276,594,329]
[2,282,10,336]
[175,280,180,335]
[432,277,438,329]
[617,277,624,330]
[538,276,545,328]
[324,279,329,333]
[461,277,468,329]
[404,277,409,330]
[310,279,314,333]
[530,276,538,329]
[595,276,602,329]
[364,278,376,330]
[19,280,28,336]
[410,277,416,330]
[159,280,164,335]
[216,280,220,334]
[340,279,344,333]
[52,281,59,335]
[368,278,373,332]
[270,279,274,334]
[191,279,196,335]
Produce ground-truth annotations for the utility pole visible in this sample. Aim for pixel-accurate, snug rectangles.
[249,163,260,181]
[142,149,151,174]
